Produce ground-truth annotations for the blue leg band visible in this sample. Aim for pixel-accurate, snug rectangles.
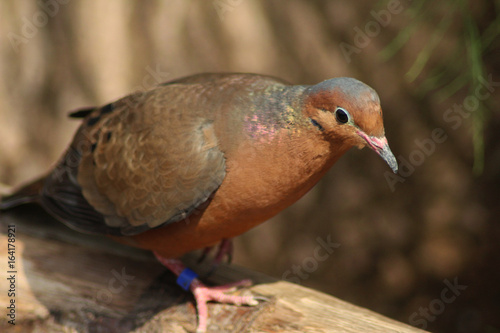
[176,268,198,291]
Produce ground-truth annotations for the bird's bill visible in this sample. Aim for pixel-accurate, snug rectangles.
[357,131,398,173]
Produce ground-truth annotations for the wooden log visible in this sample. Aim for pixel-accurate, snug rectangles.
[0,204,427,333]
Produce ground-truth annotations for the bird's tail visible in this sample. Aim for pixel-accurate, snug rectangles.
[0,177,45,210]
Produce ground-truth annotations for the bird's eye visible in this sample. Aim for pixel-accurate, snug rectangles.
[335,108,349,124]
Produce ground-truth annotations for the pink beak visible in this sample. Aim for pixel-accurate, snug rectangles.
[357,131,398,173]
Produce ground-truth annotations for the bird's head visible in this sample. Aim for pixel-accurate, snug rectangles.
[303,77,398,173]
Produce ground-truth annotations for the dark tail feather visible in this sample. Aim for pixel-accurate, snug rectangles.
[0,177,45,210]
[68,106,95,118]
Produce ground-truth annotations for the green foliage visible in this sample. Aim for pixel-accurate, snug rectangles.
[379,0,500,175]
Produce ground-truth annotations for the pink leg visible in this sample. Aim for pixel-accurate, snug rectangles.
[154,252,260,333]
[198,238,234,265]
[214,239,233,264]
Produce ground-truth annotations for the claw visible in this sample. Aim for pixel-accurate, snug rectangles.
[192,279,262,332]
[153,252,264,333]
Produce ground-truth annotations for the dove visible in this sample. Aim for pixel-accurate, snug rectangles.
[1,73,397,332]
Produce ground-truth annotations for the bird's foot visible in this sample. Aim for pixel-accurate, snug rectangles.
[191,278,260,333]
[153,252,263,333]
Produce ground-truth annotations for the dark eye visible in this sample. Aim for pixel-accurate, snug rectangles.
[335,108,349,124]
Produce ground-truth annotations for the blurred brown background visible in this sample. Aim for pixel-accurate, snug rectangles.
[0,1,499,332]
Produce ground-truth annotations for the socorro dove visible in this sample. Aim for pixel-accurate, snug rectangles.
[0,73,398,332]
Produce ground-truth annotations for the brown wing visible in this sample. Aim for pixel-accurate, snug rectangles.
[42,83,226,235]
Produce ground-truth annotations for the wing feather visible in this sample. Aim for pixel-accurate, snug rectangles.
[42,83,226,235]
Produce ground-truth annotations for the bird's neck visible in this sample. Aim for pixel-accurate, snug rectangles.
[225,86,353,206]
[223,83,351,183]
